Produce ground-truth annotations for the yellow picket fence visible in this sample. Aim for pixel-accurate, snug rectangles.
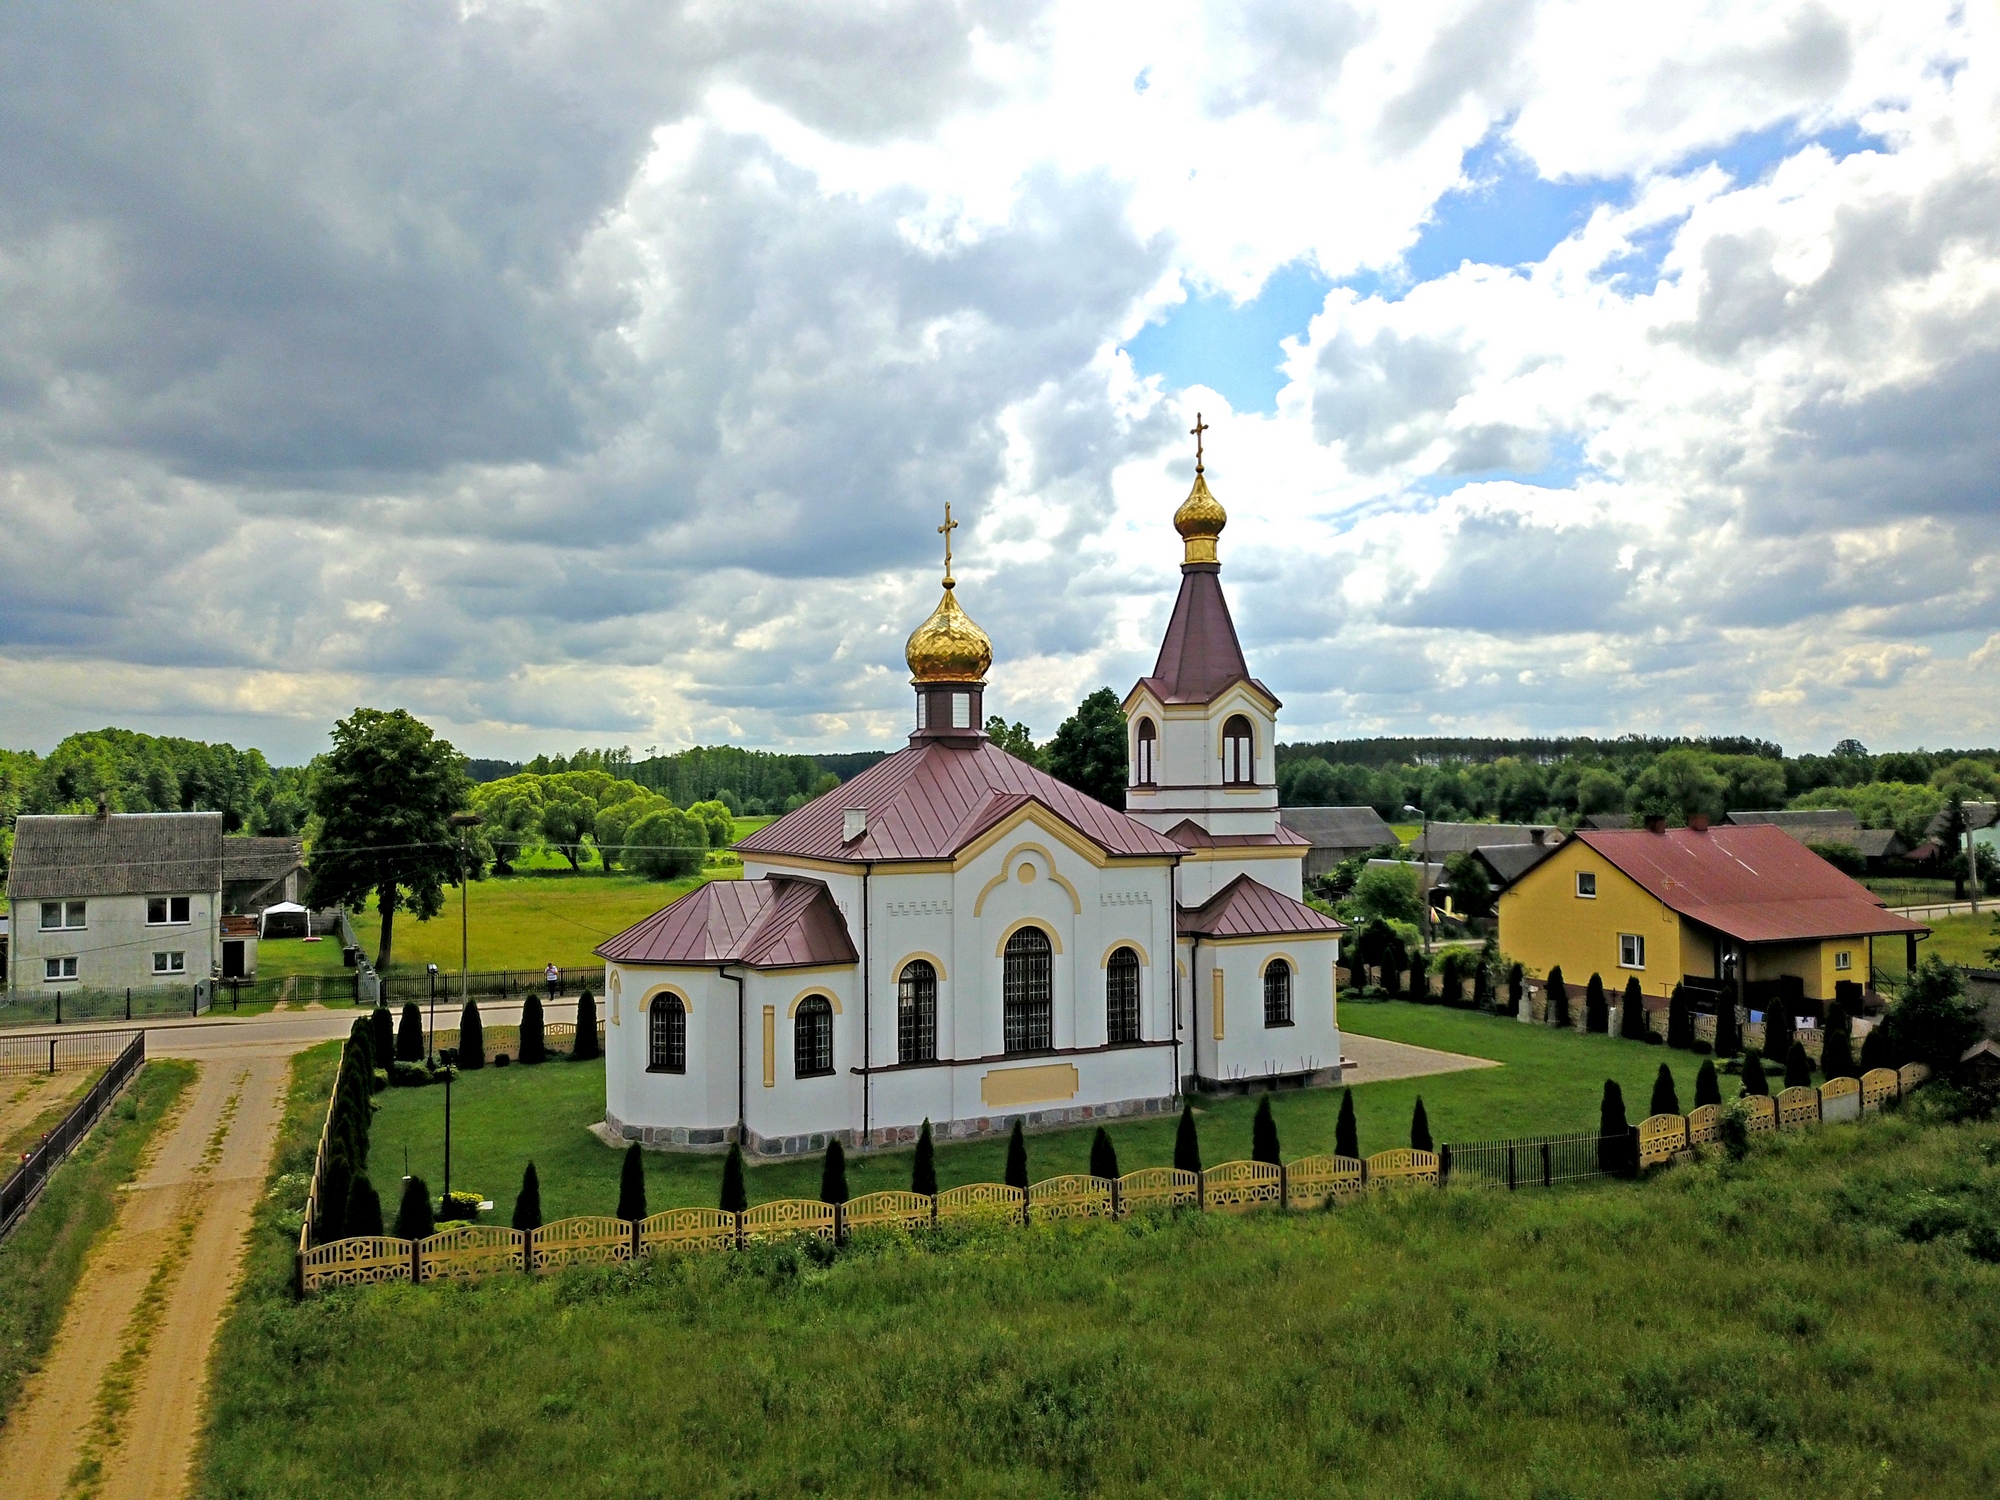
[1115,1166,1199,1215]
[936,1181,1026,1226]
[419,1224,525,1283]
[1201,1160,1284,1213]
[531,1215,631,1271]
[1284,1154,1365,1210]
[840,1190,934,1234]
[1029,1174,1114,1224]
[641,1207,739,1255]
[1365,1148,1440,1187]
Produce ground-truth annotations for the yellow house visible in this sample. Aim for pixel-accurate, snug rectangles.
[1498,819,1927,1008]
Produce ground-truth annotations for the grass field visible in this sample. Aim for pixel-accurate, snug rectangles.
[0,1059,195,1425]
[364,1003,1742,1226]
[1872,913,1998,987]
[204,1057,2000,1497]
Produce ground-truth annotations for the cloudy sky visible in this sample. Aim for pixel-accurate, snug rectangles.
[3,1,1996,764]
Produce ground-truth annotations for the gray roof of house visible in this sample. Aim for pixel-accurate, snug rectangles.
[222,837,303,883]
[1580,813,1633,829]
[1475,841,1561,886]
[1406,822,1562,856]
[1279,806,1396,850]
[7,812,226,900]
[1726,809,1861,832]
[1927,802,1999,837]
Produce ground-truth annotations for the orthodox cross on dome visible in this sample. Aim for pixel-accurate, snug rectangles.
[938,501,959,586]
[1190,412,1208,474]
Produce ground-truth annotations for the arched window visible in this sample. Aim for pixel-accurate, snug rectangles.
[1263,959,1293,1027]
[1106,947,1141,1044]
[648,994,686,1073]
[1223,715,1255,784]
[898,960,937,1064]
[1134,718,1157,786]
[1003,928,1054,1055]
[794,996,834,1078]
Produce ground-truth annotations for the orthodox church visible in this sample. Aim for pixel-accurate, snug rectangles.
[597,437,1346,1155]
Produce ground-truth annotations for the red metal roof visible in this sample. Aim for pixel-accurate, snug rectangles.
[1134,564,1278,707]
[1574,826,1930,944]
[1164,818,1310,850]
[596,876,858,969]
[734,740,1185,865]
[1178,873,1346,940]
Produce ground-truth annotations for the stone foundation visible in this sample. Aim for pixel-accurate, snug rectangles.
[603,1093,1181,1159]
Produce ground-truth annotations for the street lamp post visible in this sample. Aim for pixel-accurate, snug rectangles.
[447,811,484,1043]
[1403,803,1433,950]
[426,963,439,1065]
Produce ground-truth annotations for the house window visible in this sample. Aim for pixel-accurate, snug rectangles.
[1264,959,1293,1027]
[45,957,78,981]
[1003,928,1054,1054]
[1134,719,1157,786]
[1575,872,1597,899]
[147,896,192,926]
[1619,934,1646,970]
[951,693,971,729]
[41,901,87,930]
[1834,950,1852,972]
[648,995,686,1073]
[898,960,938,1064]
[1106,947,1141,1043]
[1222,716,1254,785]
[152,952,186,975]
[794,996,834,1078]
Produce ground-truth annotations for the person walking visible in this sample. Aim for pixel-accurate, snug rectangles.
[544,961,561,1002]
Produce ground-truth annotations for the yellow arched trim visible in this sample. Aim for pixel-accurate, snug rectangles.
[639,983,692,1016]
[972,841,1083,917]
[892,951,949,983]
[1216,714,1259,757]
[993,918,1063,957]
[1259,951,1299,978]
[1100,939,1150,969]
[787,987,843,1018]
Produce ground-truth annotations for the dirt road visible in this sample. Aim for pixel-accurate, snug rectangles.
[0,1044,290,1500]
[0,1069,94,1158]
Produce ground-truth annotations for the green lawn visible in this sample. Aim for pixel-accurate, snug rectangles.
[1873,913,1999,987]
[364,1003,1734,1226]
[206,1068,2000,1497]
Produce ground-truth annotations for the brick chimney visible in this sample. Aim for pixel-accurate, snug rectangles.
[1688,814,1710,832]
[1644,814,1667,834]
[95,791,110,822]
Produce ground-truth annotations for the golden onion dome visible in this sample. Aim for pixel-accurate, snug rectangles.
[905,579,992,683]
[1174,470,1227,565]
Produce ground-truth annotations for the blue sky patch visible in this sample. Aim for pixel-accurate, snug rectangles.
[1122,259,1330,413]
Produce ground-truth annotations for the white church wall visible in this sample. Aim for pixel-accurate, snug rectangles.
[603,965,739,1145]
[1185,935,1342,1089]
[742,965,862,1152]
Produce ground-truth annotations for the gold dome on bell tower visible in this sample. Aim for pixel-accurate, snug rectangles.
[905,501,992,683]
[1174,412,1226,565]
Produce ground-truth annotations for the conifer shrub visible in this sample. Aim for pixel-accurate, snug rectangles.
[572,988,599,1060]
[1547,966,1570,1028]
[1694,1059,1721,1109]
[1089,1127,1119,1181]
[1821,1017,1858,1080]
[1597,1081,1631,1175]
[1410,951,1430,1002]
[819,1140,849,1205]
[1585,972,1608,1033]
[1859,1023,1890,1072]
[314,1155,350,1244]
[1620,977,1649,1040]
[1438,950,1465,1006]
[912,1119,937,1196]
[519,992,546,1065]
[1741,1049,1770,1096]
[1765,1003,1794,1066]
[1649,1062,1680,1118]
[720,1144,747,1213]
[1251,1096,1280,1164]
[397,1002,424,1063]
[512,1162,542,1233]
[1714,996,1742,1058]
[1472,958,1491,1011]
[1335,1088,1358,1160]
[371,1003,396,1069]
[1409,1097,1433,1154]
[1785,1041,1813,1089]
[344,1174,384,1239]
[617,1142,647,1221]
[1004,1120,1028,1191]
[1508,962,1524,1016]
[1667,985,1693,1049]
[395,1175,434,1240]
[458,999,485,1070]
[1173,1103,1202,1175]
[1383,955,1402,997]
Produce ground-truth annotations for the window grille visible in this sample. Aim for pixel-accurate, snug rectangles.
[1264,959,1293,1027]
[1106,947,1141,1043]
[1222,715,1254,784]
[898,961,937,1064]
[795,996,834,1078]
[1003,929,1053,1054]
[649,995,686,1073]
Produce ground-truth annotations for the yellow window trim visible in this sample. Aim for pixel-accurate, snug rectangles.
[972,841,1084,916]
[1100,939,1150,969]
[638,983,692,1016]
[892,951,948,983]
[993,918,1064,957]
[787,987,843,1018]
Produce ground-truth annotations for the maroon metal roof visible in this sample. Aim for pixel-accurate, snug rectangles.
[1164,818,1310,850]
[734,740,1185,865]
[595,876,858,969]
[1178,873,1346,940]
[1575,826,1930,944]
[1134,564,1278,707]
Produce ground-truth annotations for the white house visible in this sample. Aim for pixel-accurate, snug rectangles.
[598,453,1346,1155]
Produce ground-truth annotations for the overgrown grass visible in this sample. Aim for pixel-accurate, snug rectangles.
[1874,913,1997,987]
[199,1104,2000,1497]
[362,1004,1729,1223]
[0,1059,196,1426]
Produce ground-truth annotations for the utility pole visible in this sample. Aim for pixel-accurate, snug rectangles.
[1404,803,1433,950]
[448,811,483,1047]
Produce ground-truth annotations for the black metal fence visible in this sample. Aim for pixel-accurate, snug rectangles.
[1442,1131,1630,1190]
[0,1026,136,1079]
[0,1030,146,1240]
[0,984,213,1030]
[379,967,600,1005]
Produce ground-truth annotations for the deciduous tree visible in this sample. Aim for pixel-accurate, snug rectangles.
[1044,688,1129,809]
